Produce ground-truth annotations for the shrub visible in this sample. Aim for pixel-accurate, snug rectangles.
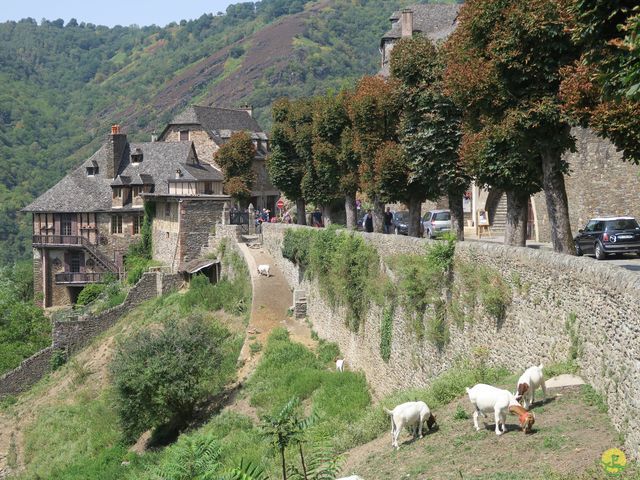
[180,273,250,316]
[379,303,394,362]
[283,228,382,332]
[111,315,233,442]
[76,283,105,306]
[50,348,67,371]
[316,340,340,366]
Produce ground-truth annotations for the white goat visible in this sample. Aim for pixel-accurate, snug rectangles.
[257,264,271,277]
[515,364,547,410]
[384,401,437,449]
[466,384,535,436]
[336,358,345,372]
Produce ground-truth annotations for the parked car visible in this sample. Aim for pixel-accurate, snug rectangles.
[422,210,451,238]
[574,216,640,259]
[392,211,410,235]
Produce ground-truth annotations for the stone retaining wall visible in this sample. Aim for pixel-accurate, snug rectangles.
[261,223,640,458]
[0,271,182,398]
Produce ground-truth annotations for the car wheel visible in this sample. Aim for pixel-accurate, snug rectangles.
[575,242,583,257]
[595,242,606,260]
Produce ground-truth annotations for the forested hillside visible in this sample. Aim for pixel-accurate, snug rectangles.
[0,0,458,265]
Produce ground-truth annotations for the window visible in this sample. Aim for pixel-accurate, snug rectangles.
[133,216,143,235]
[70,253,81,273]
[111,214,123,234]
[133,186,142,197]
[204,182,213,194]
[61,214,72,236]
[179,130,189,141]
[165,203,171,217]
[113,188,122,199]
[86,167,96,176]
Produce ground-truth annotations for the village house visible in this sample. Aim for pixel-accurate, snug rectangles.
[158,104,279,212]
[24,124,229,307]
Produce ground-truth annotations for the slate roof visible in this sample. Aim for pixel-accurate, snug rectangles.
[160,105,268,142]
[23,139,220,213]
[381,4,460,45]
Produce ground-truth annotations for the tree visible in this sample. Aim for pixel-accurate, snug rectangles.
[561,0,640,163]
[214,131,257,206]
[260,397,305,480]
[311,91,358,227]
[349,75,402,233]
[391,36,468,239]
[445,0,579,253]
[268,98,314,225]
[111,315,231,442]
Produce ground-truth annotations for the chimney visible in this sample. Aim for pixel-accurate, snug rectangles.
[106,124,127,179]
[175,168,183,179]
[240,104,253,117]
[151,130,158,142]
[401,8,413,37]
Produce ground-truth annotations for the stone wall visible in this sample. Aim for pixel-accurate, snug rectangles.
[178,198,226,267]
[0,347,53,398]
[0,272,179,398]
[262,223,640,458]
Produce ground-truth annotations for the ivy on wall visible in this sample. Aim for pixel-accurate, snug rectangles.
[282,228,513,351]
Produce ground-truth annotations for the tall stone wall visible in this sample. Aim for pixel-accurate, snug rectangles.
[0,272,181,398]
[261,223,640,458]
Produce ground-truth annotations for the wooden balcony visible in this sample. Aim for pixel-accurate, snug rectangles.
[54,272,109,285]
[33,235,95,247]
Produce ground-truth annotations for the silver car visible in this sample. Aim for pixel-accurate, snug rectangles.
[422,209,451,238]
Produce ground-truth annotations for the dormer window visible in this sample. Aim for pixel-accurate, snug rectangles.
[179,130,189,141]
[86,166,97,176]
[131,148,143,164]
[113,187,122,198]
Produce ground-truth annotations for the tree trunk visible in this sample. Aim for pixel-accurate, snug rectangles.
[298,443,308,480]
[281,447,287,480]
[296,198,306,226]
[373,198,385,234]
[541,150,575,254]
[448,191,464,241]
[321,204,332,227]
[408,196,423,237]
[504,190,528,247]
[345,192,357,230]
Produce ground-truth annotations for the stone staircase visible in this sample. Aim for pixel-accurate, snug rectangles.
[491,194,507,234]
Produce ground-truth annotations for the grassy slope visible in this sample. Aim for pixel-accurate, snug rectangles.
[7,320,635,479]
[0,264,249,479]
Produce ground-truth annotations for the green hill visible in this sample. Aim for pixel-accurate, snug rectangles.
[0,0,459,265]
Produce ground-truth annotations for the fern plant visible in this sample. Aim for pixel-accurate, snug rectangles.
[147,433,222,480]
[287,437,344,480]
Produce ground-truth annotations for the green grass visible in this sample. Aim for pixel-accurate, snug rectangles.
[14,262,250,480]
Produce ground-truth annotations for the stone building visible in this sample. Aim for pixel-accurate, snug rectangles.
[158,105,279,211]
[24,125,229,307]
[379,4,460,76]
[381,4,640,241]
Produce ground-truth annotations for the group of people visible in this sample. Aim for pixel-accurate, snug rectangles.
[362,207,394,233]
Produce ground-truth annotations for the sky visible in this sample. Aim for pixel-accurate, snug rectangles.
[0,0,239,28]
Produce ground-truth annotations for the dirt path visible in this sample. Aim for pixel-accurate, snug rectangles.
[235,243,313,384]
[340,385,626,479]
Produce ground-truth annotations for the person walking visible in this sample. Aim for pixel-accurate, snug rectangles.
[383,207,393,234]
[364,209,374,233]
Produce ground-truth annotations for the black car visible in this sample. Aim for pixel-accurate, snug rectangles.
[392,211,409,235]
[574,217,640,259]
